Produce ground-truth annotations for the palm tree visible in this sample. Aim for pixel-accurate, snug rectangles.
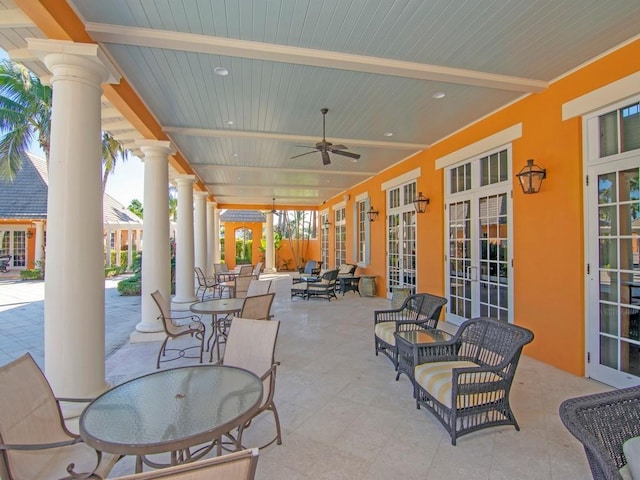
[0,60,51,181]
[0,59,129,190]
[101,131,129,194]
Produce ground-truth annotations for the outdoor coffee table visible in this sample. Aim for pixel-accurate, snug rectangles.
[394,328,453,387]
[79,365,262,473]
[190,298,244,361]
[337,275,361,295]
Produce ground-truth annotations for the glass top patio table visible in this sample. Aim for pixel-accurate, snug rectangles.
[190,298,245,361]
[79,365,262,471]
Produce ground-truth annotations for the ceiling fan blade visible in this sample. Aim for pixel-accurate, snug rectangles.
[321,151,331,165]
[290,150,318,159]
[330,145,348,150]
[332,150,361,159]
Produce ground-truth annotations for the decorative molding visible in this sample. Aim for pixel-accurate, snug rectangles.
[435,124,522,170]
[381,168,421,191]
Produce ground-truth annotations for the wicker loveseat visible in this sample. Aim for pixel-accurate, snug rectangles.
[373,293,447,370]
[559,386,640,480]
[413,317,534,445]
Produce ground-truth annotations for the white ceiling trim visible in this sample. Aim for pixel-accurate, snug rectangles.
[0,9,33,28]
[562,70,640,120]
[86,23,548,93]
[194,164,376,177]
[163,126,427,150]
[435,124,522,170]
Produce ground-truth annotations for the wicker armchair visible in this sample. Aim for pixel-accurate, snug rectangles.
[374,293,447,370]
[559,386,640,480]
[291,269,339,301]
[413,317,534,445]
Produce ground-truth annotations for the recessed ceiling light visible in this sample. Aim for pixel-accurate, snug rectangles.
[224,120,234,126]
[232,153,239,157]
[214,67,229,76]
[383,132,394,137]
[433,92,446,99]
[351,158,359,163]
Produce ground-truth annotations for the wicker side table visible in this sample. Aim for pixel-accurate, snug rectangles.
[360,275,376,296]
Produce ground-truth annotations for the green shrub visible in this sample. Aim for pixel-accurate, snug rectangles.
[104,265,126,278]
[117,273,141,296]
[20,269,43,280]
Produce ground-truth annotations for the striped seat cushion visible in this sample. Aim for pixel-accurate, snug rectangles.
[374,322,396,346]
[415,361,504,409]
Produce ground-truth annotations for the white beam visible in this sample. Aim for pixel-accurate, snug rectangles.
[0,9,33,28]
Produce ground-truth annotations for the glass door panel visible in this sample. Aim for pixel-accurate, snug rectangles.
[448,200,472,323]
[591,162,640,387]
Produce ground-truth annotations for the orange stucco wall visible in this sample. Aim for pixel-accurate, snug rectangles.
[320,40,640,376]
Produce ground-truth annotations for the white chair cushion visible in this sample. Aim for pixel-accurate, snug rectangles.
[414,360,503,409]
[338,264,352,275]
[374,322,396,346]
[623,436,640,479]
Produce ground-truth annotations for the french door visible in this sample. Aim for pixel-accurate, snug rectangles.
[587,157,640,387]
[585,98,640,388]
[445,150,513,325]
[387,183,418,295]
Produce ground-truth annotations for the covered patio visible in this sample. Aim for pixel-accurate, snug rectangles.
[0,276,608,478]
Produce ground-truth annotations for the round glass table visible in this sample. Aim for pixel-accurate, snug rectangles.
[190,298,245,361]
[79,365,262,472]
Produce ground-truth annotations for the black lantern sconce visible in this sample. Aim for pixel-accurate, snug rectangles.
[516,159,547,194]
[26,230,33,239]
[413,192,430,214]
[367,206,379,222]
[322,219,332,229]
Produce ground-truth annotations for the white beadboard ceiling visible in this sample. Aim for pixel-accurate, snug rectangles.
[2,0,640,207]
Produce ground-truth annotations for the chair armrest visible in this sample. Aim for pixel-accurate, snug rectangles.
[0,437,83,451]
[374,308,417,324]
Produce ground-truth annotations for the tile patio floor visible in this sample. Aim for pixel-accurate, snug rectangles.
[0,274,611,479]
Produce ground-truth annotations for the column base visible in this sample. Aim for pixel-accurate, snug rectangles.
[171,295,197,311]
[135,321,164,334]
[130,330,167,343]
[264,268,277,274]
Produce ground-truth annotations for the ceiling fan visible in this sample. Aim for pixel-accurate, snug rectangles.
[265,197,281,216]
[291,108,361,165]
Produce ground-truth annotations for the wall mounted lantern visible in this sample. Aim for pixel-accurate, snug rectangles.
[367,206,379,222]
[516,159,547,194]
[413,192,430,214]
[323,219,332,229]
[26,230,33,239]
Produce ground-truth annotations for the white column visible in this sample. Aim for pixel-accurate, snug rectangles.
[135,229,142,251]
[213,207,221,263]
[206,201,217,276]
[136,140,173,333]
[105,227,112,267]
[115,229,122,267]
[194,191,208,273]
[265,212,276,273]
[172,175,197,309]
[33,221,44,266]
[29,38,120,397]
[127,229,134,270]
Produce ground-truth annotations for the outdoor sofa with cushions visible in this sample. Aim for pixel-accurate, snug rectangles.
[291,269,338,301]
[413,317,534,445]
[559,385,640,480]
[337,263,357,277]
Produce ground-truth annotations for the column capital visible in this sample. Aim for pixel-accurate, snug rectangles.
[194,191,209,200]
[27,38,120,86]
[174,174,196,186]
[133,140,175,159]
[207,201,218,210]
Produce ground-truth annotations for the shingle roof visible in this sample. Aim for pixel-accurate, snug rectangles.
[0,153,143,226]
[220,210,266,223]
[0,153,48,219]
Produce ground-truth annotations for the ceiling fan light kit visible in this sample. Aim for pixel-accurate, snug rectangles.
[290,108,361,165]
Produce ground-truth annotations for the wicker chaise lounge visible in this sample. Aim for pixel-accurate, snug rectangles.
[373,293,447,370]
[559,385,640,480]
[413,317,534,445]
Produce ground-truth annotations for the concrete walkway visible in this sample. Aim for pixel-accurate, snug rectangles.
[0,276,141,368]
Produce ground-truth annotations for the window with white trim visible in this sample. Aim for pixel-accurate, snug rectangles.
[334,207,346,266]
